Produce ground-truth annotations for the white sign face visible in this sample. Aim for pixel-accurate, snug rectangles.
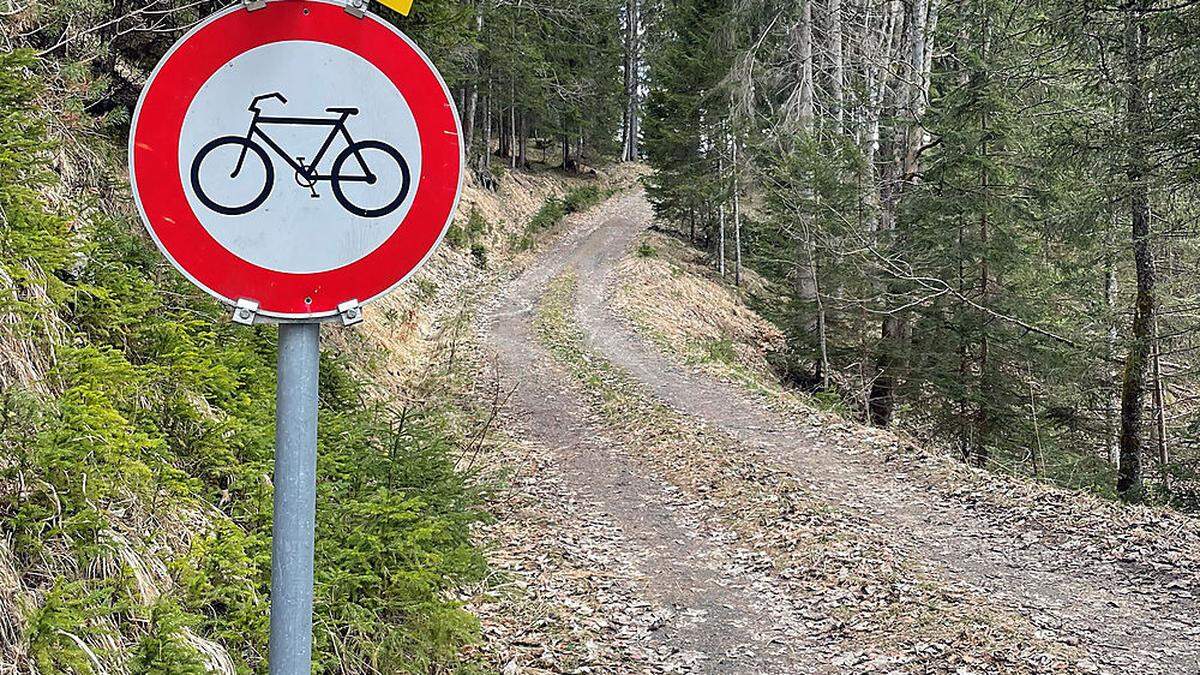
[179,40,422,274]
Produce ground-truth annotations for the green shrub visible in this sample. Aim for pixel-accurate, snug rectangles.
[563,184,602,213]
[513,233,537,252]
[471,243,488,267]
[702,338,737,365]
[414,277,439,301]
[445,222,468,248]
[446,207,488,250]
[128,600,209,674]
[528,197,565,232]
[25,578,125,674]
[466,206,489,238]
[636,242,658,258]
[514,186,608,253]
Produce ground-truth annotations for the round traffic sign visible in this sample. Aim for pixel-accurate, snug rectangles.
[129,0,463,320]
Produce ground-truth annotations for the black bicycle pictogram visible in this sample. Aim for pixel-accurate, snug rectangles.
[190,92,411,218]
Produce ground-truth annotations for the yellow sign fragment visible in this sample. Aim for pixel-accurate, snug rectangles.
[378,0,413,15]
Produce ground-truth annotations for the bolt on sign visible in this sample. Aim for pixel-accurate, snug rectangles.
[130,0,462,323]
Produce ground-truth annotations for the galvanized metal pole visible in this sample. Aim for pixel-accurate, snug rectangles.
[269,322,320,674]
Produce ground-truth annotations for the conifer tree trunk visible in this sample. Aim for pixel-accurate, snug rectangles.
[518,111,528,168]
[732,137,743,286]
[810,247,831,387]
[622,0,640,161]
[718,150,726,277]
[463,8,483,155]
[1104,239,1119,464]
[869,0,937,426]
[974,10,992,466]
[498,105,509,159]
[1152,312,1168,484]
[977,174,991,464]
[793,0,820,347]
[1118,3,1153,500]
[509,97,517,169]
[829,0,845,135]
[482,90,492,172]
[1029,375,1045,477]
[464,86,478,155]
[957,214,971,457]
[863,0,906,426]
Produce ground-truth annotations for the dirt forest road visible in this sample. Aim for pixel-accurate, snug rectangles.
[481,188,1200,674]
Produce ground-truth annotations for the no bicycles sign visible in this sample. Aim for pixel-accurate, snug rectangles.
[129,0,463,320]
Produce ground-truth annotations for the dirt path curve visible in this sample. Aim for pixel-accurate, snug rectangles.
[484,189,1200,673]
[485,196,838,673]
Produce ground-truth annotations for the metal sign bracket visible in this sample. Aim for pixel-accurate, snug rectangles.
[242,0,267,11]
[228,301,363,326]
[233,298,260,325]
[337,299,364,326]
[344,0,368,17]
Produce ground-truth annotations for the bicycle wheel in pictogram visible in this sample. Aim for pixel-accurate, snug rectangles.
[330,140,411,218]
[190,136,275,216]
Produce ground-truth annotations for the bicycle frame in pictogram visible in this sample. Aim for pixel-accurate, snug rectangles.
[190,92,411,218]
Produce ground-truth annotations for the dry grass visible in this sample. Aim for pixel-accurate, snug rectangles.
[612,231,784,380]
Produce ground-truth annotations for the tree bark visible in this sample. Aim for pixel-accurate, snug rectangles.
[829,0,845,135]
[957,214,971,458]
[622,0,641,161]
[481,89,492,172]
[509,98,517,170]
[518,111,528,168]
[1117,4,1153,500]
[793,0,820,361]
[974,8,992,466]
[732,137,743,286]
[498,105,509,159]
[810,246,831,388]
[1104,235,1119,464]
[718,149,726,277]
[1029,375,1045,477]
[868,0,938,427]
[1152,312,1168,487]
[463,8,483,154]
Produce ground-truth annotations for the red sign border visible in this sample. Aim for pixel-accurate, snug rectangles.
[129,0,464,319]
